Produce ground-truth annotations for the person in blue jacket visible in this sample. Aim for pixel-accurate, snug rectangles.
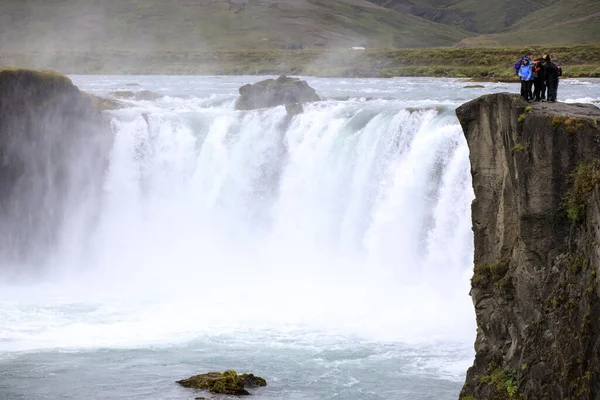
[518,57,534,101]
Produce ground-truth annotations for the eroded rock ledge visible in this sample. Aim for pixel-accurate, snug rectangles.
[0,69,113,266]
[457,93,600,399]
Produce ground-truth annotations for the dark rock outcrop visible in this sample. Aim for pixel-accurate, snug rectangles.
[177,370,266,396]
[235,75,320,111]
[0,69,113,267]
[457,93,600,399]
[239,373,267,388]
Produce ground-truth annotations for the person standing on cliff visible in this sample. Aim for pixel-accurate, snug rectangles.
[532,56,547,101]
[518,57,534,101]
[544,55,562,102]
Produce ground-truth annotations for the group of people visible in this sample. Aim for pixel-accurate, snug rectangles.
[515,54,562,102]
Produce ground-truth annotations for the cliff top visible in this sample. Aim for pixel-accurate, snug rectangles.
[457,93,600,143]
[457,92,600,400]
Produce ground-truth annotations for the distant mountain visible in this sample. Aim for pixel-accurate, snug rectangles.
[368,0,600,45]
[469,0,600,47]
[0,0,469,51]
[367,0,555,33]
[1,0,597,52]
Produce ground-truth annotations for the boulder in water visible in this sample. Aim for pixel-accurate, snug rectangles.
[177,370,266,396]
[235,75,320,110]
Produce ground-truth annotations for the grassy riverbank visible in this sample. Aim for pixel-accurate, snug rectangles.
[1,45,599,79]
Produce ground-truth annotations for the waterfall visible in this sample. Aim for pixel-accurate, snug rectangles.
[2,96,475,349]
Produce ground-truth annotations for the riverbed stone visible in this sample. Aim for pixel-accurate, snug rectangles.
[235,75,320,110]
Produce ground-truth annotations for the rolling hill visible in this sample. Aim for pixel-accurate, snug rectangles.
[0,0,470,51]
[368,0,600,46]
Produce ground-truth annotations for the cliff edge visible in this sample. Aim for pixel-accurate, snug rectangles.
[0,69,113,267]
[457,93,600,400]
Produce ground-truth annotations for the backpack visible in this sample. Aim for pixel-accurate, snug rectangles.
[513,58,523,75]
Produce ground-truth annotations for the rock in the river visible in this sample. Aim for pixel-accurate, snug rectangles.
[239,373,267,388]
[235,75,320,110]
[457,93,600,400]
[177,370,267,396]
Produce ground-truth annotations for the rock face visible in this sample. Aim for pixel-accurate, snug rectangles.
[235,75,320,110]
[457,93,600,399]
[177,370,266,396]
[0,69,113,267]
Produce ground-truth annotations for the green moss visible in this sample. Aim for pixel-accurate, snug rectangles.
[552,116,595,133]
[552,116,566,127]
[564,117,586,134]
[510,143,528,153]
[564,160,600,223]
[525,105,533,113]
[460,396,477,400]
[0,68,72,86]
[518,113,526,123]
[479,367,518,398]
[473,260,510,288]
[568,253,588,274]
[176,370,250,395]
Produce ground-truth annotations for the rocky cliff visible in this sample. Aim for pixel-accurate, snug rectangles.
[457,93,600,399]
[0,69,113,268]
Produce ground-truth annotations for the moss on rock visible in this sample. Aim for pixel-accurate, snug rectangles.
[564,160,600,223]
[472,260,510,288]
[510,143,527,153]
[177,370,266,396]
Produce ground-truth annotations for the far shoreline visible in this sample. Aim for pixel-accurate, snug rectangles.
[2,45,599,80]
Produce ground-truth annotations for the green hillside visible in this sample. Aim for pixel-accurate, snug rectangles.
[368,0,556,33]
[455,0,600,46]
[369,0,600,47]
[0,0,469,51]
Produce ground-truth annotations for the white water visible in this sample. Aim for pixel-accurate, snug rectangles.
[1,77,598,399]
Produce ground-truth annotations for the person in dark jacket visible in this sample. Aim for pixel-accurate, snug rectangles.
[545,55,562,102]
[532,57,546,101]
[518,57,534,101]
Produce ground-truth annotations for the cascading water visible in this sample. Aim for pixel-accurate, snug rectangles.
[7,75,596,399]
[40,95,474,341]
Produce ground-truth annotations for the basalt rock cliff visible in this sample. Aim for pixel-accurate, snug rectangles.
[457,93,600,399]
[0,69,113,268]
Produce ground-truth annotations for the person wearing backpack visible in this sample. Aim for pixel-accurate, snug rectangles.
[518,57,534,101]
[533,57,547,101]
[513,53,532,75]
[545,55,562,102]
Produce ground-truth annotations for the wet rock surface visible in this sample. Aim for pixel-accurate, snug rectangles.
[0,69,113,267]
[235,75,320,110]
[457,93,600,399]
